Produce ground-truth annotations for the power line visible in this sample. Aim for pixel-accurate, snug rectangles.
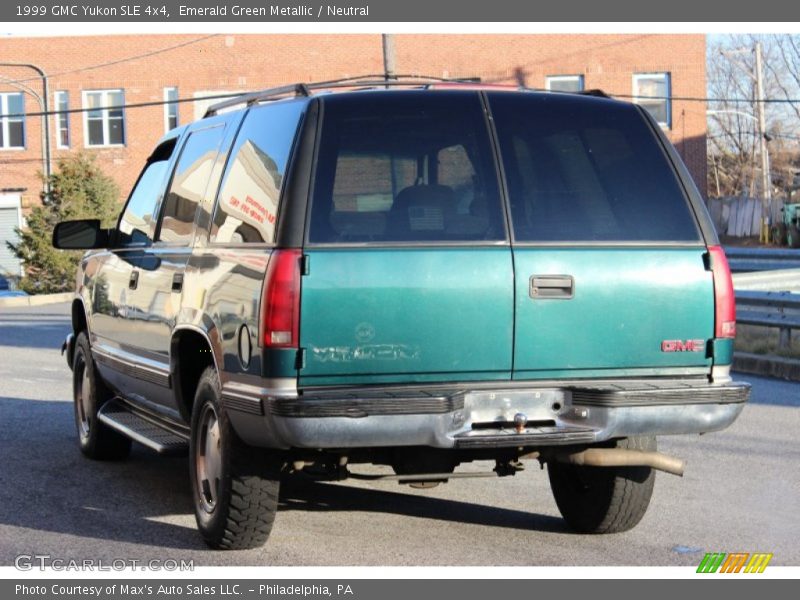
[0,34,219,87]
[0,91,244,120]
[4,89,800,121]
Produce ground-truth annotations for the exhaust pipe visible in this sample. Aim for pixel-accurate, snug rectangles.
[555,448,685,477]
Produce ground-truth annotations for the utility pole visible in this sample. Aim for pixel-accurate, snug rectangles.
[382,34,396,81]
[754,42,772,237]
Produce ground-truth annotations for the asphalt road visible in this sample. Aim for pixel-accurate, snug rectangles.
[0,302,798,567]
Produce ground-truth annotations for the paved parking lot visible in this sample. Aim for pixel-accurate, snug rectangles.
[0,302,798,566]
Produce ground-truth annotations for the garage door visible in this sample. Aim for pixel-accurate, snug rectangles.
[0,195,22,277]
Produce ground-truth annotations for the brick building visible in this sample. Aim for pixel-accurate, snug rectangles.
[0,33,706,275]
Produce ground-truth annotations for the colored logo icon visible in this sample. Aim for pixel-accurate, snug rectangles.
[697,552,773,573]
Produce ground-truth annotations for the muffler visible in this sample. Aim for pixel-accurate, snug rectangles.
[554,448,685,476]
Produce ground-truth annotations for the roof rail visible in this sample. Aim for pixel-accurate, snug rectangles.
[202,74,483,118]
[204,83,310,117]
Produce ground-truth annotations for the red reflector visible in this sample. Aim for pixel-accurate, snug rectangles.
[261,249,301,348]
[708,245,736,339]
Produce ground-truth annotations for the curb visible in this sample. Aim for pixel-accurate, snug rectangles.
[733,352,800,382]
[0,292,73,308]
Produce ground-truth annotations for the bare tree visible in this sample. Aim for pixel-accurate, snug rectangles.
[707,35,800,200]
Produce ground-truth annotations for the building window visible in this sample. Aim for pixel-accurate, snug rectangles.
[0,93,25,150]
[54,91,70,148]
[83,89,125,147]
[546,75,584,93]
[164,87,179,132]
[633,73,671,129]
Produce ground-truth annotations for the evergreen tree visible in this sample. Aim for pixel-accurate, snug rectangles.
[7,153,119,294]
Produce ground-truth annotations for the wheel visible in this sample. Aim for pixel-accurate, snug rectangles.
[190,366,283,549]
[547,436,656,533]
[789,226,800,248]
[772,222,788,246]
[72,332,131,460]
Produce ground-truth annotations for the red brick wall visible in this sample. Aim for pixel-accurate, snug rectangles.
[0,34,706,212]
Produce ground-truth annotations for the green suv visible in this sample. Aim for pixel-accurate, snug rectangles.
[54,78,749,550]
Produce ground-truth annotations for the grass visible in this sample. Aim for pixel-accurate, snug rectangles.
[735,324,800,359]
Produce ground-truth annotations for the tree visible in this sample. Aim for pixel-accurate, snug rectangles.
[707,35,800,201]
[7,153,119,294]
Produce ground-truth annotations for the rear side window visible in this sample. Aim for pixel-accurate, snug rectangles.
[488,93,700,242]
[210,100,305,244]
[158,125,226,244]
[309,92,505,244]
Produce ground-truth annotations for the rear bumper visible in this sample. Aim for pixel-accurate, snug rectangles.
[224,379,750,450]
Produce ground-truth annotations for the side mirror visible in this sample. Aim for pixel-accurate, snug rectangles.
[52,219,110,250]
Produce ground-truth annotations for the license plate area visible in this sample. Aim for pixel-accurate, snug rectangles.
[461,389,569,428]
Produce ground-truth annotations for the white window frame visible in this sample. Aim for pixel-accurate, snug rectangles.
[545,75,585,92]
[632,73,672,129]
[82,89,126,148]
[163,87,179,133]
[0,92,26,151]
[54,90,70,149]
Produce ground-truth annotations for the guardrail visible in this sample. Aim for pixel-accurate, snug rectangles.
[724,246,800,272]
[736,290,800,349]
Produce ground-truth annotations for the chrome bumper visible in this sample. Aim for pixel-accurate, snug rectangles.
[224,380,750,450]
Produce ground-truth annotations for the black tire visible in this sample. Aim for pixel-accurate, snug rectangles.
[772,222,788,246]
[72,332,132,460]
[190,367,283,550]
[548,436,656,534]
[789,226,800,249]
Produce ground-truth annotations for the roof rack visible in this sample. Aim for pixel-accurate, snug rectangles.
[202,74,483,117]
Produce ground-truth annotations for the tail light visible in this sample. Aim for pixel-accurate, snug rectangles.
[261,249,301,348]
[708,245,736,338]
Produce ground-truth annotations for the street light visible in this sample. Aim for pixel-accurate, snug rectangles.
[0,62,51,196]
[0,75,49,196]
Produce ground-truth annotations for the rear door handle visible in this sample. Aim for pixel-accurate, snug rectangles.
[128,270,139,290]
[529,275,574,299]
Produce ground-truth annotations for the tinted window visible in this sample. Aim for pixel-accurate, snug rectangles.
[158,125,226,244]
[118,159,170,246]
[309,92,505,244]
[489,93,699,242]
[211,100,305,244]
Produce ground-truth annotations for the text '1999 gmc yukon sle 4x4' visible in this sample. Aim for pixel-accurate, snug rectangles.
[54,77,750,549]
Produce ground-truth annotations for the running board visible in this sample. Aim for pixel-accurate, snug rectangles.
[97,399,189,456]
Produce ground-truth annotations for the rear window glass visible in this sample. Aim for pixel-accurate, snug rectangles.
[488,93,699,242]
[308,92,506,244]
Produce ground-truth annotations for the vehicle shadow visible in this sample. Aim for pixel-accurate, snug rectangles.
[279,477,568,533]
[0,396,566,558]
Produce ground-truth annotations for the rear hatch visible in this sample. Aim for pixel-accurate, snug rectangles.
[487,92,714,378]
[297,90,716,388]
[299,92,514,386]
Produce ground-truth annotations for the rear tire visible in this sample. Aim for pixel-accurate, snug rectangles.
[548,436,656,534]
[72,332,132,460]
[190,367,283,550]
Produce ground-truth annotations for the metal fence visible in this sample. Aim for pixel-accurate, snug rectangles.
[724,246,800,272]
[736,290,800,349]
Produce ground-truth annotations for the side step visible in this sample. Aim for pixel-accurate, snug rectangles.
[97,399,189,456]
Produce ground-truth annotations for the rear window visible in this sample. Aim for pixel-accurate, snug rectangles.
[308,92,506,244]
[488,93,700,242]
